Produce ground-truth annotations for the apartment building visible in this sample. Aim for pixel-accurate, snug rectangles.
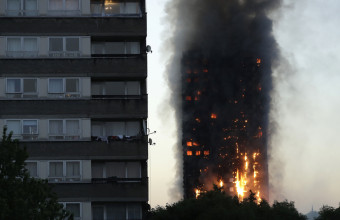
[0,0,148,219]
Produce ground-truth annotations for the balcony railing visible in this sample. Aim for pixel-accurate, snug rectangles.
[91,177,146,184]
[49,134,81,141]
[11,134,38,141]
[47,10,81,16]
[49,51,81,58]
[6,51,38,58]
[48,176,81,183]
[5,10,38,16]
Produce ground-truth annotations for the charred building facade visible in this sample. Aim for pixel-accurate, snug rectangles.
[182,53,268,200]
[0,0,148,219]
[165,0,280,201]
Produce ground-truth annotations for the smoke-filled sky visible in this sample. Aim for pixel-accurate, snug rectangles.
[147,0,340,214]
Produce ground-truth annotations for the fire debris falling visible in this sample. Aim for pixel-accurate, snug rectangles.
[164,0,281,201]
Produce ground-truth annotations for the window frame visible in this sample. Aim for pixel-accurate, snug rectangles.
[5,119,39,140]
[91,81,141,97]
[47,78,81,98]
[6,0,38,16]
[90,0,142,17]
[91,121,141,137]
[48,119,81,140]
[47,0,81,13]
[48,37,81,57]
[5,78,38,98]
[91,41,140,55]
[48,160,82,182]
[92,161,141,179]
[6,37,39,57]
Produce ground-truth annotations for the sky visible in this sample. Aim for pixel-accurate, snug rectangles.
[147,0,340,214]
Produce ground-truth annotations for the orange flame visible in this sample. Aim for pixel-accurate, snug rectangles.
[187,151,192,156]
[211,113,217,119]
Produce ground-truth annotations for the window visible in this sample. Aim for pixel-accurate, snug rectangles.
[66,203,81,220]
[6,78,38,98]
[91,121,141,138]
[5,119,38,140]
[60,203,81,220]
[91,42,140,55]
[91,81,140,97]
[92,204,141,220]
[6,0,38,16]
[49,37,80,57]
[91,0,141,16]
[48,78,80,98]
[25,161,38,177]
[49,161,81,182]
[91,161,141,179]
[6,37,38,57]
[48,119,80,140]
[48,0,80,15]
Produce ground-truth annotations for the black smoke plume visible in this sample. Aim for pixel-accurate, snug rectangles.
[164,0,281,200]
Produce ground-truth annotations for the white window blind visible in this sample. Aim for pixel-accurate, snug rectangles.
[49,161,81,182]
[49,120,63,135]
[7,37,38,57]
[7,79,21,93]
[49,162,63,177]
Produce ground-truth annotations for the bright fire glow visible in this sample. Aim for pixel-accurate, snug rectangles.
[219,180,224,188]
[195,189,200,199]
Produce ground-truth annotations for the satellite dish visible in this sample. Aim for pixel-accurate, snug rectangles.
[146,45,152,53]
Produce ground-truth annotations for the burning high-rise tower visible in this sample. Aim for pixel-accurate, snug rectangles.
[165,0,281,201]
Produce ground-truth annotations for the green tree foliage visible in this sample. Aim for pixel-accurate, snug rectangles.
[316,205,340,220]
[148,186,306,220]
[0,127,72,220]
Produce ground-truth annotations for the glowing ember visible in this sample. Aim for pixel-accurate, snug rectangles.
[187,141,192,146]
[204,150,209,156]
[186,96,192,101]
[196,151,201,156]
[187,151,193,156]
[211,113,217,119]
[256,58,261,64]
